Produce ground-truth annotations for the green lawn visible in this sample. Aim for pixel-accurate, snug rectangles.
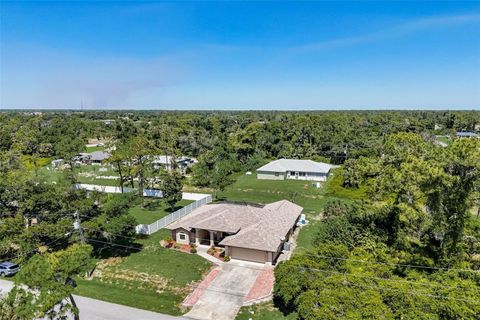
[74,229,212,315]
[217,173,358,216]
[217,172,366,251]
[37,164,126,187]
[435,136,451,146]
[129,199,194,225]
[85,145,106,152]
[236,302,298,320]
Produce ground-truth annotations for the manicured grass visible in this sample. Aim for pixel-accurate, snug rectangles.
[76,177,120,186]
[85,145,106,152]
[217,172,365,252]
[129,199,194,225]
[75,278,183,315]
[435,136,451,146]
[236,302,298,320]
[218,173,330,216]
[295,221,321,251]
[75,229,212,315]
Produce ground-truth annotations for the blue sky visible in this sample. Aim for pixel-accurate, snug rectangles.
[1,1,479,110]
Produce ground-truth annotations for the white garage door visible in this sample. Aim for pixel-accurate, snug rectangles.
[230,247,267,263]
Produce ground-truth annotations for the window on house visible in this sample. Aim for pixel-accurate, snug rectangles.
[299,172,305,176]
[275,172,279,176]
[179,233,186,240]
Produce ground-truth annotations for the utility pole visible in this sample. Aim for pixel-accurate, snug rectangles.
[73,211,85,244]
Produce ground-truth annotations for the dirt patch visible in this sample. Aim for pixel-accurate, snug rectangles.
[100,268,171,294]
[90,257,188,294]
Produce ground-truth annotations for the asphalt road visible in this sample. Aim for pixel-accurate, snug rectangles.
[0,279,184,320]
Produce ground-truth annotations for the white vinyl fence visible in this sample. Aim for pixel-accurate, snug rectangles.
[136,195,213,235]
[74,183,212,236]
[75,183,163,197]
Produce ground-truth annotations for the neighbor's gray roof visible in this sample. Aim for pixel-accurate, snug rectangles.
[89,151,110,161]
[168,200,302,252]
[256,159,332,174]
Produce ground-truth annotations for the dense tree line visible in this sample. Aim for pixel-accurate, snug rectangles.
[0,110,479,318]
[274,133,480,319]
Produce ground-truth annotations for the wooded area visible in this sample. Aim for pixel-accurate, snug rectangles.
[0,110,479,319]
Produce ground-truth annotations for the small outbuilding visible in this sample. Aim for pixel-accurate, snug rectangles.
[256,159,332,182]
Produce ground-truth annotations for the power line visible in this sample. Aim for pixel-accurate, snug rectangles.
[294,249,480,273]
[84,238,480,302]
[85,238,480,304]
[83,229,480,274]
[1,234,70,261]
[295,266,479,292]
[343,280,480,304]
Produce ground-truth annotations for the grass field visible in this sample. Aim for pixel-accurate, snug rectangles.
[216,172,363,250]
[435,135,451,146]
[74,229,212,315]
[129,199,194,225]
[217,172,362,216]
[85,145,106,153]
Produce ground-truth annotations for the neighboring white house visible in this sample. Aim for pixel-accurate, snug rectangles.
[256,159,332,181]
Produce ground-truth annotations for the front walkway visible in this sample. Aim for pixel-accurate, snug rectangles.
[195,245,224,266]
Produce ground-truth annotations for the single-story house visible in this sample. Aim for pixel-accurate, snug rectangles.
[256,159,332,181]
[89,151,111,164]
[167,200,302,264]
[72,151,110,165]
[151,155,197,173]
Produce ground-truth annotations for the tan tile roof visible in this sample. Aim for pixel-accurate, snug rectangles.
[167,200,302,252]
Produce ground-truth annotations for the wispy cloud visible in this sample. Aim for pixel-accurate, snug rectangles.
[1,43,192,108]
[291,13,480,52]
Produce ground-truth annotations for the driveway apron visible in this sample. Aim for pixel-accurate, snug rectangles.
[185,263,261,320]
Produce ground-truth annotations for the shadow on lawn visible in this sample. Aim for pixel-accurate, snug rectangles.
[272,296,299,319]
[90,239,145,260]
[142,199,184,213]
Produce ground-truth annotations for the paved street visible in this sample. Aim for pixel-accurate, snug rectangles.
[0,279,184,320]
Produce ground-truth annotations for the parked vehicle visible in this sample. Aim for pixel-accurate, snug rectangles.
[0,261,20,277]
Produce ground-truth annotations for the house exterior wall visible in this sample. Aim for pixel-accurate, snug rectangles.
[257,171,286,180]
[172,228,192,245]
[286,171,329,182]
[257,170,330,181]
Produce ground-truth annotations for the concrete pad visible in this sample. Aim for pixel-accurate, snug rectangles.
[185,264,261,320]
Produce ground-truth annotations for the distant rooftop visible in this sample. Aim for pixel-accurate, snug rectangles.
[257,159,332,174]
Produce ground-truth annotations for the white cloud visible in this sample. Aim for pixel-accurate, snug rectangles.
[291,13,480,52]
